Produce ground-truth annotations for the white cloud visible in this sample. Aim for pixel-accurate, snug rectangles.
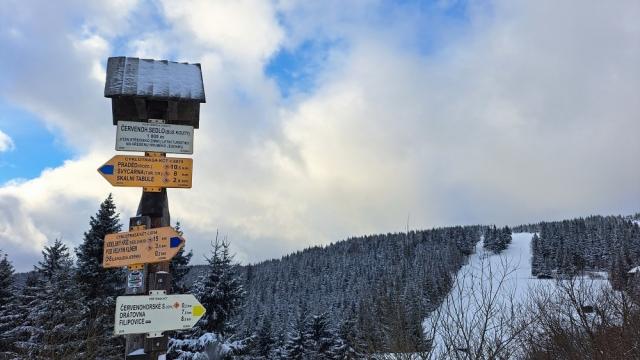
[0,0,140,153]
[127,33,171,60]
[1,0,639,271]
[159,0,284,65]
[0,130,14,152]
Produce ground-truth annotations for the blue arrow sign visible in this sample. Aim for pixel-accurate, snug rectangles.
[99,164,114,175]
[170,237,182,248]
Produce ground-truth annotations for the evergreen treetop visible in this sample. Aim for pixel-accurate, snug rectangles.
[197,234,245,336]
[0,251,14,306]
[15,241,84,359]
[75,193,123,300]
[0,251,16,357]
[74,194,124,359]
[171,221,193,293]
[35,239,69,281]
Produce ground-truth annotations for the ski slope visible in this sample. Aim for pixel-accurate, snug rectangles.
[446,232,541,307]
[420,233,538,357]
[424,232,610,357]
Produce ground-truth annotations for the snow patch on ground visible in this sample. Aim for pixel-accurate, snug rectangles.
[128,348,144,355]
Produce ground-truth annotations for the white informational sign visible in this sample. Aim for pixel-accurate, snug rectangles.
[114,292,206,335]
[116,121,194,154]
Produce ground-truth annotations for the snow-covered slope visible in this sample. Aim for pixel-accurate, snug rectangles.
[442,232,539,307]
[423,233,538,353]
[424,232,610,357]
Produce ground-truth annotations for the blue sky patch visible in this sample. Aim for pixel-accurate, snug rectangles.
[265,39,342,98]
[0,101,72,184]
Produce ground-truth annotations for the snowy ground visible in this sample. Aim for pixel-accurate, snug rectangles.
[445,232,542,307]
[423,232,609,357]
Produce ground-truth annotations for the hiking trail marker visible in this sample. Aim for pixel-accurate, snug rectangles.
[103,56,207,359]
[103,227,185,268]
[115,291,206,336]
[98,155,192,189]
[116,121,194,154]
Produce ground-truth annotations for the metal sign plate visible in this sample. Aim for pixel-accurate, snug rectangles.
[103,227,185,268]
[127,270,144,288]
[116,121,194,154]
[98,155,192,189]
[115,293,206,335]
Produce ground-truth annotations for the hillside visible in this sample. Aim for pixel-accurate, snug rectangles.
[235,226,482,353]
[9,213,639,357]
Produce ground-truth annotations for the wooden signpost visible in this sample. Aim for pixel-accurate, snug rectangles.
[103,227,185,268]
[101,56,206,360]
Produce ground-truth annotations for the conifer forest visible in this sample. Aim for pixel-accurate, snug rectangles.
[1,196,639,359]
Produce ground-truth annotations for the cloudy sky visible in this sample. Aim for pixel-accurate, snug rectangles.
[0,0,638,271]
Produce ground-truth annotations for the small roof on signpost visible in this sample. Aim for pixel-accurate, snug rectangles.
[628,266,640,274]
[105,57,206,102]
[104,57,205,128]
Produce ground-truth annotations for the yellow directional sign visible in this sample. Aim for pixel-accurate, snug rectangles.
[103,227,185,268]
[98,155,192,189]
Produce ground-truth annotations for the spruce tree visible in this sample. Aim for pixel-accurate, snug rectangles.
[37,240,71,280]
[171,221,193,294]
[484,226,511,253]
[7,272,40,357]
[283,308,308,360]
[483,225,496,252]
[333,316,363,360]
[0,251,17,356]
[501,226,512,250]
[252,316,275,359]
[531,233,541,276]
[0,251,14,307]
[27,240,84,359]
[610,251,630,291]
[169,236,245,358]
[304,312,336,359]
[197,235,245,336]
[75,194,124,359]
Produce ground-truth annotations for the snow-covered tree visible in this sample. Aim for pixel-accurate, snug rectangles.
[531,233,542,275]
[484,225,511,253]
[525,216,640,277]
[18,240,84,359]
[245,315,275,359]
[75,194,124,359]
[36,240,69,280]
[168,332,243,360]
[333,316,363,360]
[0,251,14,307]
[196,236,245,336]
[0,251,17,356]
[237,225,483,354]
[4,272,39,358]
[171,221,193,294]
[304,312,336,359]
[282,308,308,360]
[169,235,246,359]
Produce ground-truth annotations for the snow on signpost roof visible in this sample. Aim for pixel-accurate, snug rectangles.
[628,266,640,274]
[104,57,206,102]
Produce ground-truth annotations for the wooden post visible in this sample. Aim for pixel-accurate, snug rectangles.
[125,171,172,359]
[124,216,149,359]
